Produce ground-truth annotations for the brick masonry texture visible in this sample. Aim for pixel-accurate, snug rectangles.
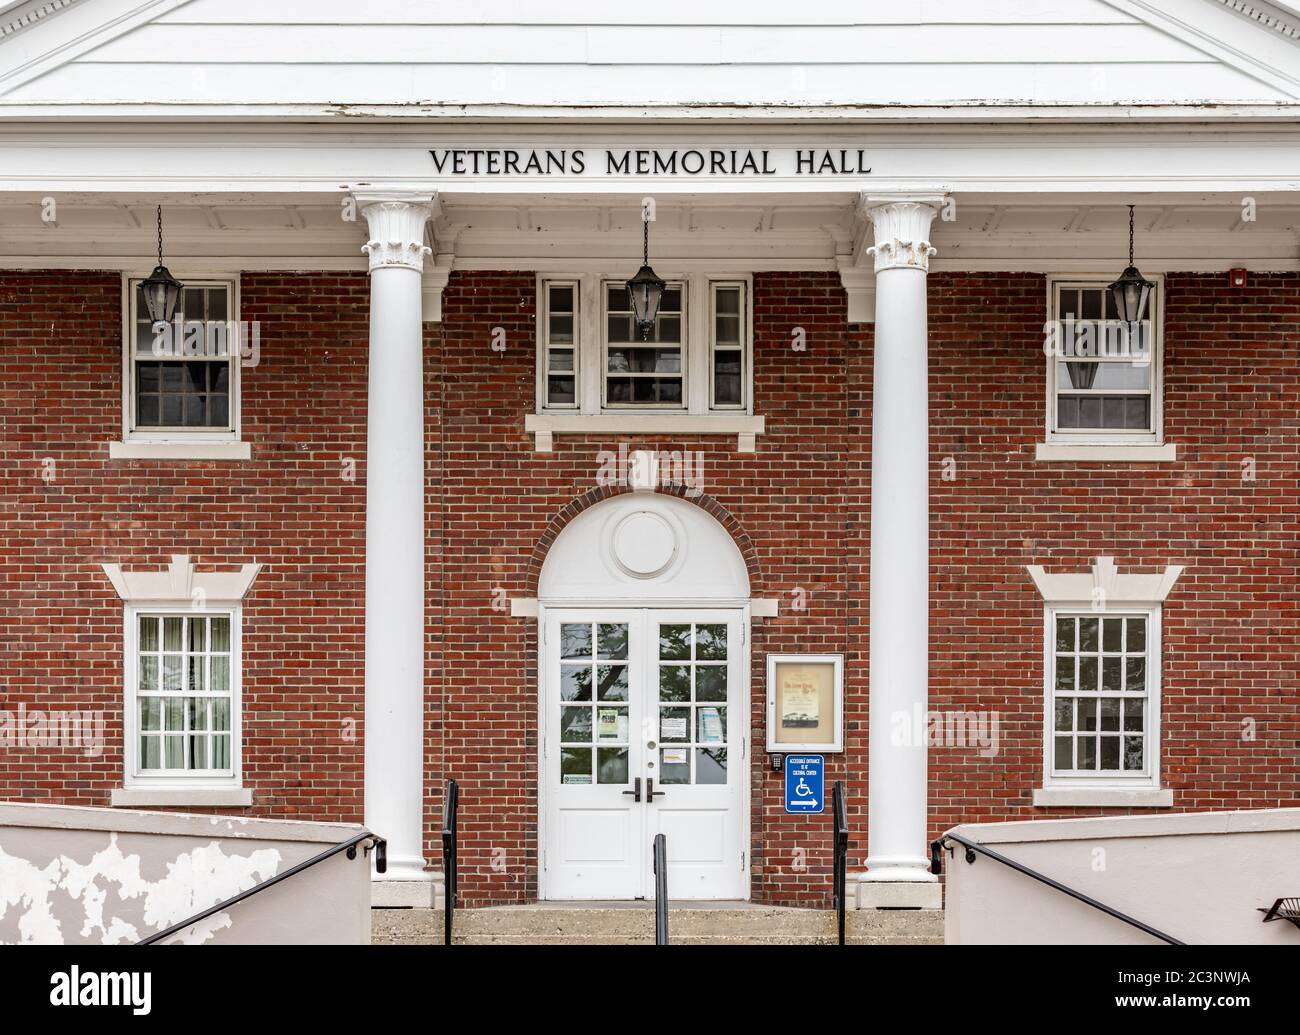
[0,268,1296,907]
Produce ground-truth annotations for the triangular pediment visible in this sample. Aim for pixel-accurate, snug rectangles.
[1,0,1299,116]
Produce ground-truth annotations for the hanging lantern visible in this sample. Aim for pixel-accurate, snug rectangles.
[627,209,666,341]
[1107,204,1155,325]
[140,205,184,324]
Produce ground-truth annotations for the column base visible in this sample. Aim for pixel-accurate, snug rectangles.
[370,873,445,909]
[854,879,943,910]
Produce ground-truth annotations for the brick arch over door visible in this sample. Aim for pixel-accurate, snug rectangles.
[525,483,763,599]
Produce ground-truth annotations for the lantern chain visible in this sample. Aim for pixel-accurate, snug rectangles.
[1128,204,1135,267]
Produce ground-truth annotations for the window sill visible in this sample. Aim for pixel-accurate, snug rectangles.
[108,441,251,461]
[1032,787,1173,808]
[1034,443,1176,462]
[524,413,765,452]
[111,787,253,807]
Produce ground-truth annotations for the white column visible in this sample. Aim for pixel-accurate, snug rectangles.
[860,197,943,908]
[357,193,434,891]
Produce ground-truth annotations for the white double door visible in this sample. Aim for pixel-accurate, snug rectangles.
[542,608,746,900]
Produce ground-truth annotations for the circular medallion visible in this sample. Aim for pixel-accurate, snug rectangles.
[611,510,678,579]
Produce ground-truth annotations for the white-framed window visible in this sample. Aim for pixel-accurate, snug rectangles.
[709,281,746,410]
[122,276,241,443]
[124,606,242,788]
[536,273,752,416]
[1043,607,1160,790]
[603,279,686,408]
[542,279,580,408]
[1045,276,1163,445]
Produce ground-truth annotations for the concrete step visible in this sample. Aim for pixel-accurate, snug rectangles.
[371,903,943,945]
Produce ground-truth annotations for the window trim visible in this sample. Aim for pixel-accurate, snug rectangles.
[1041,604,1162,793]
[120,272,243,445]
[1044,274,1165,448]
[536,272,754,419]
[122,603,244,792]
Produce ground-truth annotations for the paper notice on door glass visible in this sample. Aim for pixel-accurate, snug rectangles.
[660,715,688,741]
[662,748,688,765]
[563,774,592,785]
[699,707,724,743]
[597,707,626,741]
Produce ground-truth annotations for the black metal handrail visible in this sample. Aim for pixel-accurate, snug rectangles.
[831,780,848,946]
[442,778,460,946]
[653,832,668,945]
[137,829,385,945]
[930,830,1184,945]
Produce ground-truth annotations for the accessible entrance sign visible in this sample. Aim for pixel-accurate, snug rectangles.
[783,754,825,814]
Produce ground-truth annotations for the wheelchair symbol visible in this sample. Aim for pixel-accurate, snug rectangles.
[794,777,813,797]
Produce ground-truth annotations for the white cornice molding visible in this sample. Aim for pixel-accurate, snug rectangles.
[102,554,262,604]
[1026,555,1184,606]
[0,0,78,40]
[1217,0,1300,40]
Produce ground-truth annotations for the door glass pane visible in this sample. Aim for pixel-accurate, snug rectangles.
[696,624,727,660]
[659,624,691,660]
[596,665,628,701]
[597,747,628,784]
[560,706,593,743]
[659,665,690,702]
[695,665,726,702]
[560,747,592,784]
[560,623,592,659]
[560,665,593,701]
[597,623,628,660]
[696,748,727,784]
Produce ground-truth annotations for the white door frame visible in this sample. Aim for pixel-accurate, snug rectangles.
[537,601,752,901]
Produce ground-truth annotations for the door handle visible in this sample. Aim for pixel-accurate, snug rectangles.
[622,778,642,803]
[647,778,665,801]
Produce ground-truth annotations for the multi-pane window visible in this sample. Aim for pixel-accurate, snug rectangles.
[656,622,728,786]
[558,622,630,786]
[1049,280,1160,439]
[1049,612,1152,780]
[128,279,237,436]
[134,612,236,777]
[537,275,751,416]
[711,283,745,408]
[605,281,685,407]
[543,281,578,407]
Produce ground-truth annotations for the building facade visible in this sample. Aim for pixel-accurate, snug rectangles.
[1,0,1299,909]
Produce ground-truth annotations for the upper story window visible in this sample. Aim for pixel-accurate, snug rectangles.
[124,277,240,442]
[538,273,751,416]
[605,281,685,407]
[1046,277,1163,446]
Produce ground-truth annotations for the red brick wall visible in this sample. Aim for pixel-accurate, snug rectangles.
[0,270,371,820]
[928,271,1300,834]
[2,268,1297,908]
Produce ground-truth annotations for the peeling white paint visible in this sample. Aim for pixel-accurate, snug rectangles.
[0,846,64,943]
[0,832,280,945]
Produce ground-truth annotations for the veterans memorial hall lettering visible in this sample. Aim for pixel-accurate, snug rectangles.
[429,148,872,177]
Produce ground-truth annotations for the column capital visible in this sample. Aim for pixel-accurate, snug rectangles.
[355,191,438,273]
[862,195,945,274]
